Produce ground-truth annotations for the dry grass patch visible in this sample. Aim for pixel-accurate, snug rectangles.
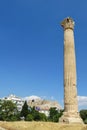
[0,121,86,130]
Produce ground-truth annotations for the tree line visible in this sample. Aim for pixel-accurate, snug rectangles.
[0,100,63,122]
[0,100,87,123]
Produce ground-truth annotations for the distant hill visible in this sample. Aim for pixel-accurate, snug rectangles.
[25,95,62,111]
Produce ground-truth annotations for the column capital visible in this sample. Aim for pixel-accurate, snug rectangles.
[61,17,75,30]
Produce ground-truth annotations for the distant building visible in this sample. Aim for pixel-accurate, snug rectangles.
[38,108,50,117]
[1,94,62,116]
[2,94,24,111]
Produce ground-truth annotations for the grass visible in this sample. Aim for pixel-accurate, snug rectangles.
[0,121,87,130]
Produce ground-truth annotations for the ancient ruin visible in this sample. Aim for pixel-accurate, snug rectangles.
[59,17,83,124]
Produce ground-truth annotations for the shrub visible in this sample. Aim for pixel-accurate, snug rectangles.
[80,110,87,124]
[25,114,33,121]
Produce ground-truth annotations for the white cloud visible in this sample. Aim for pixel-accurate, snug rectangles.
[78,96,87,106]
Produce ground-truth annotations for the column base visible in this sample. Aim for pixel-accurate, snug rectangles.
[59,112,83,124]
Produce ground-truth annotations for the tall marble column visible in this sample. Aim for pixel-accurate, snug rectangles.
[59,17,83,123]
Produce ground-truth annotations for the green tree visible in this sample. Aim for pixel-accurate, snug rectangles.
[25,114,33,121]
[48,107,63,122]
[31,107,41,121]
[84,119,87,124]
[0,100,18,121]
[39,113,47,121]
[29,106,47,121]
[20,101,29,118]
[80,110,87,124]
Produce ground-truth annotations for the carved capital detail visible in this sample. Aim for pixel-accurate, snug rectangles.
[61,17,75,30]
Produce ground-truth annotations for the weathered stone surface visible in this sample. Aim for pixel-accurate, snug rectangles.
[59,17,83,124]
[61,17,74,30]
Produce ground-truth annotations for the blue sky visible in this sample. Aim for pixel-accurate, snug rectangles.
[0,0,87,109]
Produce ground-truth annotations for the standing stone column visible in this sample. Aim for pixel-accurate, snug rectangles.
[59,17,83,123]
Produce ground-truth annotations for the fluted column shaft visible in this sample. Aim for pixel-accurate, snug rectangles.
[64,28,78,113]
[59,17,83,123]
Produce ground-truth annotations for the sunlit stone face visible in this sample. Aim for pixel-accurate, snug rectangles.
[59,17,83,124]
